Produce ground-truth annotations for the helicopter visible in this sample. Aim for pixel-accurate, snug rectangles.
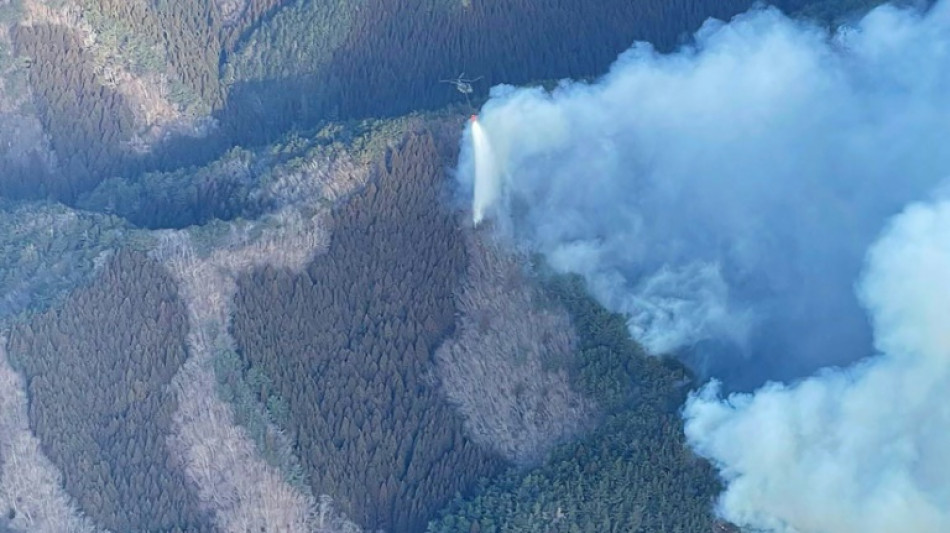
[440,73,482,95]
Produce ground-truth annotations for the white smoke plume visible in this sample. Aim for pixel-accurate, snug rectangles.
[455,1,950,530]
[458,0,950,386]
[685,195,950,533]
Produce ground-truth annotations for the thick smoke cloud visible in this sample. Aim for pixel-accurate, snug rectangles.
[459,1,950,386]
[685,196,950,533]
[457,1,950,530]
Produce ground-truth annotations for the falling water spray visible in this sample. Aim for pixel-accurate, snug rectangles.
[470,116,500,226]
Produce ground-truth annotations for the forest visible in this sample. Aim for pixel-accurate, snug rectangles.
[0,0,859,208]
[232,131,504,532]
[7,250,213,532]
[1,125,727,531]
[0,0,902,532]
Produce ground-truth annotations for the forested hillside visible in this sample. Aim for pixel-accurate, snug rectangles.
[11,21,137,198]
[232,131,505,532]
[429,275,721,532]
[74,114,420,229]
[0,1,909,532]
[0,0,844,208]
[0,112,734,532]
[7,250,212,532]
[0,201,131,318]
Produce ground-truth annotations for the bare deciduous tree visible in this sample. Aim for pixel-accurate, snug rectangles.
[435,232,596,466]
[260,148,370,209]
[156,157,367,532]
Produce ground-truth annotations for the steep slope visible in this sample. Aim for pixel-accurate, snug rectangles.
[0,108,735,531]
[0,337,102,533]
[435,233,594,466]
[220,0,760,146]
[6,250,214,532]
[155,216,340,533]
[231,130,505,532]
[0,0,830,205]
[428,275,722,532]
[0,1,57,201]
[149,127,371,531]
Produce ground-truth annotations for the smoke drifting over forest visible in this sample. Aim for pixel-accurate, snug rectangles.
[459,0,950,386]
[459,1,950,531]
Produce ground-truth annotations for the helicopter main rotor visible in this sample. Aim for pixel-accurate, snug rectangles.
[440,73,482,95]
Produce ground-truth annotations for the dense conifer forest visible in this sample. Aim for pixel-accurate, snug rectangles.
[232,132,505,532]
[0,0,903,531]
[10,22,137,199]
[7,251,212,531]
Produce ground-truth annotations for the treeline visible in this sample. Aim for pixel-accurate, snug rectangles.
[0,0,791,206]
[9,23,136,200]
[91,0,247,110]
[223,0,357,83]
[0,201,130,319]
[6,250,213,532]
[220,0,762,142]
[231,131,504,532]
[2,0,291,202]
[77,147,265,229]
[74,114,416,229]
[428,274,722,532]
